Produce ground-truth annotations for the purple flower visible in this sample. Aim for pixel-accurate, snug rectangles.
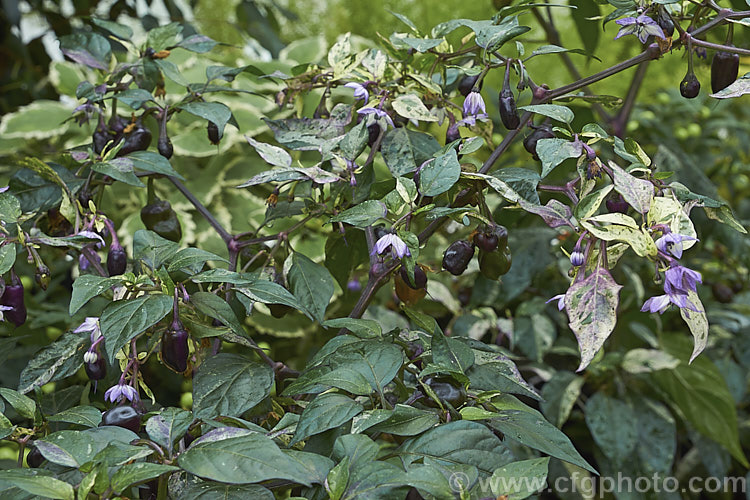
[347,279,362,292]
[462,91,488,120]
[74,317,102,342]
[546,294,565,311]
[357,107,395,128]
[373,233,410,259]
[0,186,8,193]
[78,230,106,248]
[344,82,369,102]
[615,14,666,44]
[0,305,13,322]
[664,264,702,294]
[655,232,697,259]
[641,294,671,314]
[104,383,138,403]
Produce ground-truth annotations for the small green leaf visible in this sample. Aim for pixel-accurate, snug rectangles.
[48,406,102,428]
[245,136,292,167]
[291,392,363,444]
[518,104,574,123]
[329,200,387,227]
[111,463,179,494]
[0,470,74,500]
[0,388,37,419]
[145,407,193,451]
[585,393,637,466]
[191,291,246,336]
[70,275,124,314]
[127,151,185,179]
[288,252,335,323]
[392,94,438,122]
[419,149,460,196]
[489,457,549,499]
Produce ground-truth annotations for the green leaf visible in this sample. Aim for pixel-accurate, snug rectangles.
[47,406,102,428]
[518,199,574,229]
[610,162,653,214]
[0,388,36,419]
[540,371,584,428]
[581,214,657,258]
[364,404,439,436]
[339,120,369,161]
[178,433,330,486]
[323,318,382,338]
[467,354,541,400]
[59,32,111,70]
[192,353,274,419]
[397,420,513,476]
[621,349,680,374]
[536,138,582,177]
[178,101,233,141]
[36,426,139,468]
[111,463,179,494]
[245,136,292,167]
[574,184,613,220]
[17,332,87,394]
[191,291,246,336]
[489,395,597,474]
[147,22,182,51]
[585,393,637,466]
[635,399,676,476]
[167,248,228,273]
[654,333,748,467]
[381,127,440,176]
[237,280,306,314]
[127,151,185,179]
[177,34,220,54]
[90,18,133,39]
[518,104,574,124]
[69,275,124,314]
[181,482,274,500]
[0,101,72,140]
[0,243,15,275]
[133,229,180,269]
[191,269,256,286]
[101,294,173,363]
[679,289,708,363]
[392,94,438,122]
[291,393,363,445]
[564,267,622,372]
[340,461,411,500]
[397,36,444,52]
[329,200,387,227]
[419,149,460,197]
[571,0,601,56]
[709,75,750,99]
[490,457,549,499]
[146,407,193,451]
[431,330,474,373]
[113,88,153,109]
[0,192,21,224]
[0,470,74,500]
[288,252,335,322]
[92,158,145,187]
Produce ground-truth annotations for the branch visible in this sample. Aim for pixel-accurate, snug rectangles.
[167,176,232,243]
[612,60,650,138]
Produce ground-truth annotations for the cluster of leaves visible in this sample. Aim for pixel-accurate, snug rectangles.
[0,1,749,499]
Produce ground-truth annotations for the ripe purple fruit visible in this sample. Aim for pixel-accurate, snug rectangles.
[523,126,555,160]
[473,231,499,253]
[458,74,482,97]
[161,320,189,373]
[680,72,700,99]
[101,405,141,432]
[26,445,44,468]
[399,265,427,290]
[207,121,220,145]
[442,240,475,276]
[107,245,127,276]
[117,124,152,156]
[84,356,107,381]
[1,282,26,327]
[499,64,520,130]
[710,50,740,93]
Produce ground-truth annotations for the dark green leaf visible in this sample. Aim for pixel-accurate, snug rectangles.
[192,353,274,419]
[133,229,180,270]
[181,482,274,500]
[113,88,153,109]
[178,101,233,140]
[536,138,582,177]
[70,275,124,314]
[288,252,335,322]
[101,294,173,363]
[90,18,133,40]
[584,392,637,466]
[0,470,73,500]
[381,127,440,176]
[178,35,220,53]
[167,248,228,274]
[0,388,36,419]
[488,395,597,474]
[36,426,139,468]
[127,151,184,179]
[0,244,16,275]
[178,433,330,486]
[47,406,102,428]
[17,332,87,394]
[191,291,246,336]
[147,22,182,51]
[329,200,387,227]
[59,32,111,70]
[0,192,21,224]
[291,393,363,444]
[111,463,179,494]
[419,149,460,197]
[92,159,144,187]
[145,407,193,451]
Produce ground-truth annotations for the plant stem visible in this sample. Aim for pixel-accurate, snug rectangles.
[167,176,232,243]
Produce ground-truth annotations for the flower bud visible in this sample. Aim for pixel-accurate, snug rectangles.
[570,250,585,267]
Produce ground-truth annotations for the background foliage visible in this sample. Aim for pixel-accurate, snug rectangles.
[1,0,750,499]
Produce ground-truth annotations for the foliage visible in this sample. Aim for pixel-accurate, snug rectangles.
[0,1,749,499]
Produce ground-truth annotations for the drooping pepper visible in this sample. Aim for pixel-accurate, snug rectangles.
[116,121,152,157]
[478,245,512,280]
[140,179,182,242]
[84,355,107,381]
[680,46,700,99]
[157,113,173,159]
[499,63,520,130]
[711,49,740,93]
[161,298,189,373]
[422,375,467,408]
[395,264,427,305]
[1,272,27,327]
[207,121,220,145]
[523,126,555,161]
